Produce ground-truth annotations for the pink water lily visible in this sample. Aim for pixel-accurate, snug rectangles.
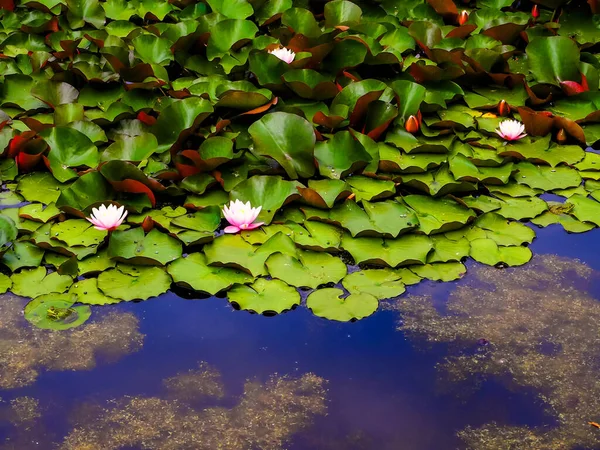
[269,47,295,64]
[495,119,527,141]
[222,200,264,234]
[87,204,128,231]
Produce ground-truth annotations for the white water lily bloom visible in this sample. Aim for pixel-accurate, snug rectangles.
[269,47,295,64]
[222,200,264,234]
[87,204,128,231]
[495,119,527,141]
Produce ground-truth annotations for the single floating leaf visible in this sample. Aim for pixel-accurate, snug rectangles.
[307,288,378,322]
[228,278,300,314]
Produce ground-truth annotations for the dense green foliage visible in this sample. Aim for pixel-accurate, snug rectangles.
[0,0,599,323]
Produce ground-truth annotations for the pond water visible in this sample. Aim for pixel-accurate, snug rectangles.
[0,225,599,450]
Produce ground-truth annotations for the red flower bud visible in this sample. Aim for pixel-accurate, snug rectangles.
[556,128,567,144]
[531,4,540,19]
[497,99,510,117]
[405,115,420,134]
[458,10,469,26]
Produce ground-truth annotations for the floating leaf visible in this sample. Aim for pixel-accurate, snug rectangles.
[51,219,107,247]
[168,252,253,295]
[108,228,182,266]
[248,112,316,179]
[515,162,582,191]
[24,294,91,330]
[266,250,347,288]
[342,269,409,300]
[228,278,300,314]
[69,278,121,305]
[341,232,433,267]
[11,266,72,298]
[17,172,65,204]
[470,238,532,267]
[307,288,378,322]
[566,194,600,226]
[409,262,466,281]
[97,265,171,301]
[402,195,476,234]
[1,241,44,271]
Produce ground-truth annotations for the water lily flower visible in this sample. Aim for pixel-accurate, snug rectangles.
[497,99,510,117]
[87,204,128,231]
[405,115,420,134]
[495,119,527,141]
[222,200,264,234]
[531,4,540,19]
[458,10,469,26]
[269,47,295,64]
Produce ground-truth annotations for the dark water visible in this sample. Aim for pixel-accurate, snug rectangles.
[1,225,600,449]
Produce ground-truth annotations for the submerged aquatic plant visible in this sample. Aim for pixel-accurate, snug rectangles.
[495,119,527,141]
[87,204,128,232]
[222,200,264,234]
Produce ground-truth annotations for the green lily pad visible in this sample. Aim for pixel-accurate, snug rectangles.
[76,249,116,276]
[347,176,396,202]
[493,194,548,220]
[409,262,466,282]
[108,228,182,266]
[248,112,316,179]
[204,232,297,277]
[314,131,372,179]
[11,267,72,298]
[18,203,62,223]
[428,234,470,263]
[470,212,536,246]
[168,252,254,295]
[1,241,45,271]
[17,172,65,204]
[97,265,171,301]
[307,288,378,322]
[514,162,582,191]
[470,238,532,267]
[51,219,107,247]
[342,269,409,300]
[228,278,300,314]
[266,249,347,289]
[0,273,11,294]
[341,233,433,267]
[565,194,600,226]
[531,204,595,233]
[24,294,91,330]
[0,214,18,247]
[69,277,121,305]
[402,195,476,234]
[229,175,302,225]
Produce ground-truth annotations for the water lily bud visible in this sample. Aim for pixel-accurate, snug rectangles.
[405,115,420,134]
[458,10,469,26]
[497,99,510,117]
[531,4,540,19]
[556,128,567,144]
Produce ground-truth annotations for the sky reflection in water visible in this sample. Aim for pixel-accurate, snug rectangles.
[0,226,598,449]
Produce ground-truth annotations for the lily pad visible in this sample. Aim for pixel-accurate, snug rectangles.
[0,273,11,294]
[51,219,107,247]
[409,262,466,282]
[342,269,408,300]
[17,172,65,204]
[69,278,121,305]
[341,232,433,267]
[168,252,254,295]
[24,294,91,330]
[470,238,532,267]
[402,195,476,234]
[97,265,171,301]
[266,250,347,289]
[228,278,300,314]
[11,266,72,298]
[566,194,600,226]
[108,228,182,266]
[306,288,378,322]
[514,162,582,191]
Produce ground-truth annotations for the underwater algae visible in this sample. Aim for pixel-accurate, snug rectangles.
[0,293,143,389]
[61,364,327,450]
[387,254,600,449]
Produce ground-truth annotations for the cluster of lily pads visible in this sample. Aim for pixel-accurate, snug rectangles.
[0,0,599,328]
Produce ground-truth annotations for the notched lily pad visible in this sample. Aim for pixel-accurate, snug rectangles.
[11,266,72,298]
[228,278,300,315]
[97,265,172,301]
[306,288,378,322]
